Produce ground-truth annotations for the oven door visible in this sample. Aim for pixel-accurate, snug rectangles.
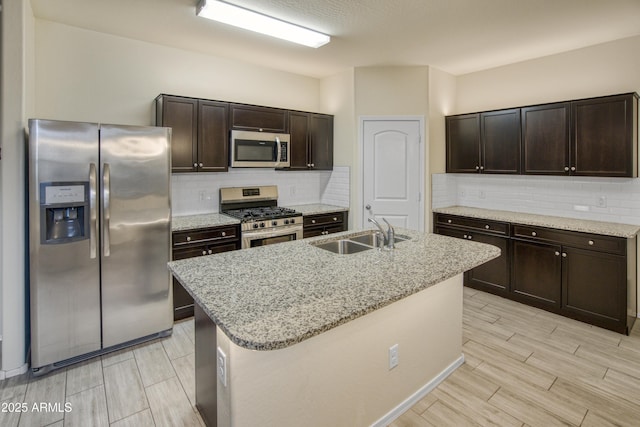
[242,225,303,249]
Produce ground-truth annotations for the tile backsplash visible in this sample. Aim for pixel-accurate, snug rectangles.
[432,173,640,225]
[172,166,350,216]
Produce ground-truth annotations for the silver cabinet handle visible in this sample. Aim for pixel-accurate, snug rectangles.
[186,236,192,242]
[571,166,576,171]
[531,231,537,237]
[89,163,98,259]
[199,163,204,167]
[562,252,567,257]
[333,217,338,221]
[555,251,560,256]
[102,163,111,257]
[202,250,207,256]
[480,166,484,170]
[485,225,490,229]
[208,249,213,254]
[588,240,594,246]
[193,163,198,168]
[311,219,316,224]
[468,235,473,240]
[221,231,226,237]
[310,163,315,167]
[564,167,569,171]
[447,219,452,223]
[475,166,480,170]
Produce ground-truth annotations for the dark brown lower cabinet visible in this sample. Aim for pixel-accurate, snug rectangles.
[303,211,348,238]
[436,226,510,296]
[511,239,562,309]
[172,225,240,320]
[434,212,637,334]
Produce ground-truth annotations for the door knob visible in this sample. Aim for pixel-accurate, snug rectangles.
[365,205,371,210]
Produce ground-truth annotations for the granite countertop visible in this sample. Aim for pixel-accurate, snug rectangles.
[171,204,348,232]
[433,206,640,238]
[168,228,499,351]
[172,213,240,232]
[284,203,349,216]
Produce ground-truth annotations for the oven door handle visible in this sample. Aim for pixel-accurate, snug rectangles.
[245,225,302,239]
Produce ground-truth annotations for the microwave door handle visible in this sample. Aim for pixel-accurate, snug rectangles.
[275,136,281,164]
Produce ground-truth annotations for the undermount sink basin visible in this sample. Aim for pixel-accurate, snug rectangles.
[311,231,412,255]
[312,239,373,254]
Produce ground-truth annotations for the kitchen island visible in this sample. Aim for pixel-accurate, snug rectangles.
[169,228,499,427]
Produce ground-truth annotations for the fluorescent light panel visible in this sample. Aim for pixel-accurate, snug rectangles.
[196,0,330,48]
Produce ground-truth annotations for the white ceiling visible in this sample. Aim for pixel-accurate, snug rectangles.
[30,0,640,79]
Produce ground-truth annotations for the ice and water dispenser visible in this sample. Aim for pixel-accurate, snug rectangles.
[40,182,90,244]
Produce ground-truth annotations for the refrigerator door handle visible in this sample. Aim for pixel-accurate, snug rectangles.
[89,162,98,259]
[103,163,111,257]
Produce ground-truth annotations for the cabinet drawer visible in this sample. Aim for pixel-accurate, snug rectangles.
[435,214,509,235]
[512,225,625,255]
[173,226,238,247]
[173,242,239,260]
[304,212,345,228]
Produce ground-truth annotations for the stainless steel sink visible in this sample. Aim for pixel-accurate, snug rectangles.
[348,231,410,246]
[312,239,373,254]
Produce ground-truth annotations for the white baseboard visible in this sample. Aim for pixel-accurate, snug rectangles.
[0,363,29,380]
[370,354,465,427]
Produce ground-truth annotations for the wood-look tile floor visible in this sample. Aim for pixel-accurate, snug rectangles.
[2,287,640,426]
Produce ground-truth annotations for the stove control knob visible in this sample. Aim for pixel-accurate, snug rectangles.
[289,218,295,224]
[260,222,265,228]
[253,223,259,229]
[272,220,278,226]
[284,219,289,225]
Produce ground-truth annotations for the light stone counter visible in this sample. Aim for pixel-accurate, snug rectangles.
[285,203,349,216]
[171,213,239,232]
[434,206,640,238]
[168,228,499,350]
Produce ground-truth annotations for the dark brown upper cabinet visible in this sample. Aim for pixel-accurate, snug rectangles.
[229,103,288,133]
[521,102,570,175]
[447,92,638,178]
[288,112,333,170]
[446,109,520,174]
[155,95,228,173]
[571,93,638,177]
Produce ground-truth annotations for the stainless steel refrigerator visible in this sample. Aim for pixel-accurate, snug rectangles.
[28,119,173,374]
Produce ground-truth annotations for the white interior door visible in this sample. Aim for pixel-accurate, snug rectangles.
[362,118,423,231]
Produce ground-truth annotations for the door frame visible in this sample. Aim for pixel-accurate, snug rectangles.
[358,115,426,231]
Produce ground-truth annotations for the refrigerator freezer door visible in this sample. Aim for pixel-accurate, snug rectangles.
[28,119,102,368]
[99,124,172,347]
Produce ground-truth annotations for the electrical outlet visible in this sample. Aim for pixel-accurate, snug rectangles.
[217,347,227,387]
[389,344,399,370]
[199,190,206,201]
[479,190,486,199]
[597,196,607,208]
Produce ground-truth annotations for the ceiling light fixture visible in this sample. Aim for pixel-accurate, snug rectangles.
[196,0,330,48]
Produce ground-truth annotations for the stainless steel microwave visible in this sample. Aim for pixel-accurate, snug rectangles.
[230,130,290,168]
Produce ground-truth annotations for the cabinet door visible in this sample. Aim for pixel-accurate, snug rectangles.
[466,233,510,294]
[436,227,510,295]
[229,104,288,132]
[310,114,334,170]
[521,103,570,175]
[512,239,561,308]
[572,94,637,177]
[562,246,626,328]
[481,109,521,174]
[288,111,310,170]
[159,96,198,173]
[198,100,229,172]
[446,114,480,173]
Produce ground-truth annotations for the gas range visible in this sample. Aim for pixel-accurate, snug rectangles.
[223,206,301,231]
[219,186,303,248]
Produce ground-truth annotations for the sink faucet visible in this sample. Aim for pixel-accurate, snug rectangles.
[368,217,395,249]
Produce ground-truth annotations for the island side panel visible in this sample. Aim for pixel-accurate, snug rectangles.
[219,274,463,427]
[195,303,217,427]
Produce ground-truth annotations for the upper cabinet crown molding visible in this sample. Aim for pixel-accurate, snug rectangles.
[446,92,639,178]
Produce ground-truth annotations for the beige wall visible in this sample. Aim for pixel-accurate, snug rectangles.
[350,66,431,230]
[218,275,463,427]
[34,20,322,125]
